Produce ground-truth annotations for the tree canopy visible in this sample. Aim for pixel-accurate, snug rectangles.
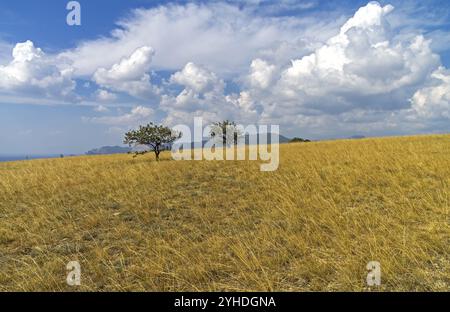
[289,137,311,143]
[124,123,181,161]
[210,120,243,146]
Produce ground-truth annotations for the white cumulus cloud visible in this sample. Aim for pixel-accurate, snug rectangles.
[0,40,76,100]
[93,46,159,99]
[96,89,118,102]
[84,106,154,126]
[273,2,439,110]
[161,62,257,125]
[248,59,277,89]
[170,62,224,94]
[60,2,340,77]
[411,67,450,120]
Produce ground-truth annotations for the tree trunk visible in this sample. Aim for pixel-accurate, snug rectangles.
[154,145,161,161]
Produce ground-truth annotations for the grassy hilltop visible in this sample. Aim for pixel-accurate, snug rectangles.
[0,135,449,291]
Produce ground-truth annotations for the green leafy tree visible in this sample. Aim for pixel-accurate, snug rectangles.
[289,137,311,143]
[124,123,181,161]
[210,120,242,146]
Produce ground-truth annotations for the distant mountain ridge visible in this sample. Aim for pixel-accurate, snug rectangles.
[86,146,132,155]
[0,154,62,162]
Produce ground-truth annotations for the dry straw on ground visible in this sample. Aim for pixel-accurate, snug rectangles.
[0,135,448,291]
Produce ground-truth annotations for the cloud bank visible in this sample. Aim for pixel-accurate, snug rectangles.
[0,1,449,138]
[0,41,76,101]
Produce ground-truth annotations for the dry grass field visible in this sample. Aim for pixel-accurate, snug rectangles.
[0,134,449,291]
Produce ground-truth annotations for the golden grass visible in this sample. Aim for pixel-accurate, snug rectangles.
[0,134,449,291]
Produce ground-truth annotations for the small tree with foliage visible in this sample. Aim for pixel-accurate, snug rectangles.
[210,120,242,146]
[289,137,311,143]
[124,123,181,161]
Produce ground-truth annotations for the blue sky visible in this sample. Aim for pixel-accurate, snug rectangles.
[0,0,449,155]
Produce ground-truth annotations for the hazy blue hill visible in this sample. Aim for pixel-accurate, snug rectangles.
[86,146,132,155]
[0,156,23,162]
[0,155,60,162]
[349,135,367,139]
